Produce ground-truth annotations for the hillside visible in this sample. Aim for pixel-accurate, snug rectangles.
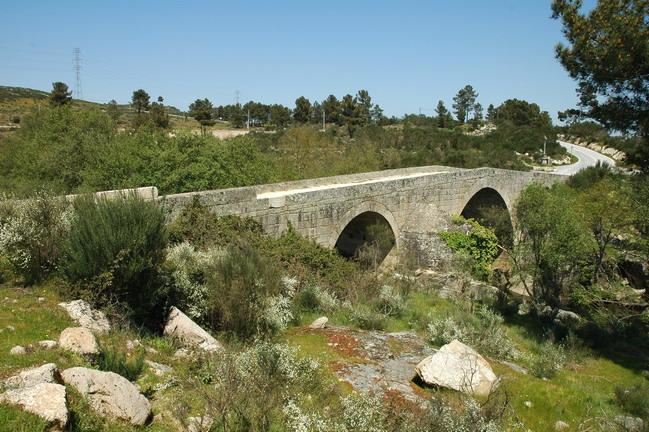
[0,86,186,126]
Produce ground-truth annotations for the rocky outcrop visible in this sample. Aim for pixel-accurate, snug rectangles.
[59,299,110,333]
[415,340,497,397]
[163,306,222,352]
[0,383,68,427]
[58,327,99,355]
[61,367,151,425]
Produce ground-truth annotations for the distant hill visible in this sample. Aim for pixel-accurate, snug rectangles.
[0,86,49,101]
[0,85,186,126]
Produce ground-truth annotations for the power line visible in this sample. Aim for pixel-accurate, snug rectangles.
[73,48,82,100]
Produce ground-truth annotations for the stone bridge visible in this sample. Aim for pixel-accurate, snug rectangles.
[159,166,564,268]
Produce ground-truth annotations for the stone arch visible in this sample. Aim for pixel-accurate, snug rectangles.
[328,201,399,266]
[329,201,400,248]
[460,186,514,247]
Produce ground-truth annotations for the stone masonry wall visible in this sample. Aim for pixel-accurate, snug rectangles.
[160,166,564,268]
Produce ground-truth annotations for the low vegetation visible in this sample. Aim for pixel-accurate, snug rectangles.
[0,165,647,430]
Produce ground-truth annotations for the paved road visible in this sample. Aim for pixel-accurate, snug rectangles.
[554,140,616,175]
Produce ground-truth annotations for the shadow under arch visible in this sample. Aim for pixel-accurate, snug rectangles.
[334,211,397,268]
[460,187,514,248]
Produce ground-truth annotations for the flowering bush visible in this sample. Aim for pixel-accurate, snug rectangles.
[374,285,404,317]
[296,283,340,312]
[261,293,294,333]
[165,242,223,321]
[427,306,520,360]
[0,192,72,284]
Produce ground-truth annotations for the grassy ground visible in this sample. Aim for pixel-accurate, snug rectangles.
[1,277,647,431]
[286,290,648,431]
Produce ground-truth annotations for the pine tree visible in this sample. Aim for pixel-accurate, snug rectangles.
[435,100,451,128]
[49,82,72,107]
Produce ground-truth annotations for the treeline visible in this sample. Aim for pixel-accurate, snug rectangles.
[211,89,388,136]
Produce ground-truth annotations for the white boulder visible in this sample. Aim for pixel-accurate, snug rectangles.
[59,299,110,333]
[555,420,569,431]
[308,316,328,329]
[4,363,61,388]
[58,327,99,355]
[38,340,58,350]
[163,307,222,352]
[415,340,498,397]
[9,345,26,355]
[0,383,68,427]
[62,367,151,425]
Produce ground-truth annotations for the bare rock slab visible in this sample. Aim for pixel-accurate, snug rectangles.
[0,383,68,427]
[415,339,497,397]
[163,306,222,352]
[58,299,110,333]
[59,327,99,355]
[4,363,61,389]
[61,367,151,426]
[145,360,173,376]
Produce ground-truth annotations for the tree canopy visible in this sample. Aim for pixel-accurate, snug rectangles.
[131,89,150,114]
[49,82,72,107]
[552,0,649,168]
[452,85,478,124]
[189,98,215,134]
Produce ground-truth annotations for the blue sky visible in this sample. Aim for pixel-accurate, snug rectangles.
[0,1,593,119]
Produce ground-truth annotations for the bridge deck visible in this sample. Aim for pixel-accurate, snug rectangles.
[256,171,450,199]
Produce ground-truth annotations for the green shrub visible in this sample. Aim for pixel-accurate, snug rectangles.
[167,197,263,249]
[567,161,614,190]
[294,283,339,312]
[614,384,649,420]
[97,342,145,382]
[163,242,225,322]
[0,255,13,283]
[440,216,499,280]
[349,304,387,331]
[374,285,404,317]
[261,226,361,297]
[427,306,520,360]
[63,195,168,324]
[530,342,567,379]
[205,241,285,339]
[0,192,71,284]
[178,342,324,432]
